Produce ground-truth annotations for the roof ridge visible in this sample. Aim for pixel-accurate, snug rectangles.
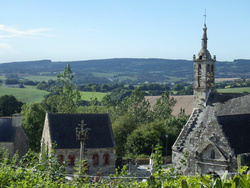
[217,113,250,117]
[48,112,108,115]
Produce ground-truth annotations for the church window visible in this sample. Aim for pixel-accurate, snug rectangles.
[93,154,99,165]
[58,154,64,164]
[207,64,211,87]
[103,153,109,165]
[198,64,202,75]
[211,149,215,159]
[198,64,202,87]
[68,154,75,166]
[211,65,214,87]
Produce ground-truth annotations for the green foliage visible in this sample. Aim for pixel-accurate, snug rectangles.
[55,63,81,113]
[112,114,138,156]
[112,88,184,157]
[126,121,166,156]
[0,95,23,116]
[112,87,152,123]
[21,103,46,152]
[2,146,250,187]
[152,91,176,120]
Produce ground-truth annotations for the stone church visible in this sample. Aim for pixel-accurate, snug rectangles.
[172,24,250,176]
[41,112,116,174]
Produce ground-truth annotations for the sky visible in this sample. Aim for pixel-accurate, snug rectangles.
[0,0,250,63]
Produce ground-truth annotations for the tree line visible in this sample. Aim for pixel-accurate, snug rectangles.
[0,64,189,158]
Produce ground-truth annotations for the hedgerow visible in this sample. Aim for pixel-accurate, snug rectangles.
[1,146,250,187]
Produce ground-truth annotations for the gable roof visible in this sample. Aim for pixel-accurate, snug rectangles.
[217,114,250,155]
[0,118,15,142]
[47,113,115,149]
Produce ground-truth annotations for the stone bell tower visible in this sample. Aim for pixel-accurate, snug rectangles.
[193,23,216,110]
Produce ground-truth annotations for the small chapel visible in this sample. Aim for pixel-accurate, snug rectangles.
[40,112,116,174]
[172,23,250,176]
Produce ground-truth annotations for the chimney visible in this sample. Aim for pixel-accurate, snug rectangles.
[12,114,23,127]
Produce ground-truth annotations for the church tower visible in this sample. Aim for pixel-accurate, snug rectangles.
[193,23,216,109]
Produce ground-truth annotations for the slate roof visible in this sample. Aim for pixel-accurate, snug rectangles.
[207,92,250,116]
[0,118,15,142]
[206,92,250,155]
[217,114,250,155]
[47,113,115,149]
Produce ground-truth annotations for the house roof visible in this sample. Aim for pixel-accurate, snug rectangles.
[0,118,15,142]
[217,114,250,155]
[47,113,115,149]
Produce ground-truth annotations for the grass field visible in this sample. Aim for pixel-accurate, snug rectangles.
[0,87,49,103]
[217,87,250,93]
[0,86,107,104]
[80,91,108,101]
[21,76,56,82]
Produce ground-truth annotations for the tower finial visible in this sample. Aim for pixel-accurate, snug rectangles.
[204,9,207,25]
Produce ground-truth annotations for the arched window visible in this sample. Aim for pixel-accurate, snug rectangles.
[198,64,202,75]
[68,154,75,166]
[58,154,64,164]
[211,149,215,159]
[103,153,109,165]
[93,154,99,165]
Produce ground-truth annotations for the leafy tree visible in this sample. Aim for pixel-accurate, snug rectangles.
[112,114,138,156]
[5,79,19,85]
[0,95,24,116]
[45,63,81,113]
[78,97,106,114]
[126,121,166,156]
[173,83,185,91]
[113,87,151,123]
[41,95,59,113]
[152,91,176,120]
[21,103,45,152]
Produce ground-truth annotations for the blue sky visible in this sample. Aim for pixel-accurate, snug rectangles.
[0,0,249,63]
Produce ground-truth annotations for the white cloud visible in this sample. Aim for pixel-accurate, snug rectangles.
[0,43,18,54]
[0,24,53,38]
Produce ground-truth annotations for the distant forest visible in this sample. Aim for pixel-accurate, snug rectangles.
[0,58,249,84]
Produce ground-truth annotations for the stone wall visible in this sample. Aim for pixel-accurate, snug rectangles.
[173,107,237,177]
[54,147,116,175]
[14,127,29,158]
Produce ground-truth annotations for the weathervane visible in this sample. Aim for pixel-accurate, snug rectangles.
[204,9,207,25]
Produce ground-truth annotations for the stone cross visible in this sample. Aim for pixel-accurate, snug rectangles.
[76,120,90,161]
[204,9,207,25]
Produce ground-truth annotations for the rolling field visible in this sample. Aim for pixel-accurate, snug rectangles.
[0,86,107,104]
[80,91,108,101]
[21,76,56,82]
[216,87,250,93]
[0,87,49,103]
